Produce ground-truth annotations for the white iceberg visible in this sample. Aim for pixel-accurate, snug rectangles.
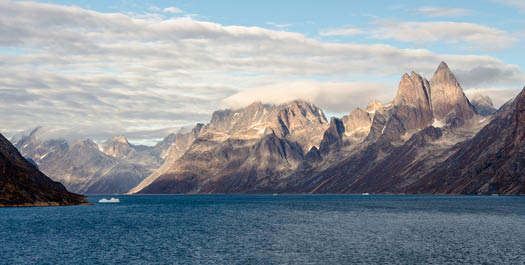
[98,197,120,203]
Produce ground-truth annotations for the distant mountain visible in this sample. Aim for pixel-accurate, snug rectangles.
[15,129,174,194]
[128,124,204,194]
[0,133,86,207]
[470,94,497,116]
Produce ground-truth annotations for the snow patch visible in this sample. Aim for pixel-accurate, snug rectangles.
[479,118,486,123]
[367,110,376,114]
[432,119,444,128]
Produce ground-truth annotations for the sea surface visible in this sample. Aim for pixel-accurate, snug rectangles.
[1,195,525,264]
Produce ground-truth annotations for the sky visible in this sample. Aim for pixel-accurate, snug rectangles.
[1,0,524,145]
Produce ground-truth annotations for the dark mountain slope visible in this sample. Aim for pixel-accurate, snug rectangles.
[0,133,86,207]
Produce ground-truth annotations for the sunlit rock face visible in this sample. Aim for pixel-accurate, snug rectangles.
[366,71,434,141]
[205,100,329,152]
[100,136,133,159]
[128,124,204,194]
[430,61,476,122]
[137,100,330,194]
[341,108,372,142]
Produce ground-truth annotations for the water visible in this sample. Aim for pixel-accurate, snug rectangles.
[1,195,525,264]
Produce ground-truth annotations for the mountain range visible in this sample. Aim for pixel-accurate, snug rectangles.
[9,61,525,195]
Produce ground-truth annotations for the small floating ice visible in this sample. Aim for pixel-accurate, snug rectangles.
[98,197,120,203]
[362,193,370,196]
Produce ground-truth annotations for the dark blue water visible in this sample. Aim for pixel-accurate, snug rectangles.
[1,195,525,264]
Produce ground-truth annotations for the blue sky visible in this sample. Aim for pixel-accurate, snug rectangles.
[1,0,524,144]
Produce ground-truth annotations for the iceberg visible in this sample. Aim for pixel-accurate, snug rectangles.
[98,197,120,203]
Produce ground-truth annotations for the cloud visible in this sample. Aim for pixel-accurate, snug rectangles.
[410,7,472,17]
[0,0,523,143]
[163,7,183,14]
[371,20,518,51]
[265,22,292,29]
[497,0,525,12]
[222,81,396,113]
[319,25,363,37]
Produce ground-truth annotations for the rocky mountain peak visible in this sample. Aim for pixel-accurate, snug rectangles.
[319,117,345,155]
[101,136,134,158]
[341,108,372,139]
[470,94,496,116]
[366,100,383,114]
[393,71,431,108]
[372,70,434,140]
[430,61,476,121]
[205,100,328,151]
[108,136,129,145]
[72,139,98,150]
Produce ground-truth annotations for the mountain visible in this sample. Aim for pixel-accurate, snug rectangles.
[340,108,372,143]
[470,94,497,116]
[430,61,477,123]
[0,133,86,207]
[382,71,434,140]
[136,100,328,194]
[412,87,525,195]
[128,124,204,193]
[14,129,174,194]
[100,136,134,159]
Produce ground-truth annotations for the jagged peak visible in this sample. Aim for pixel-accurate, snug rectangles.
[393,70,431,107]
[410,71,421,79]
[437,61,450,71]
[72,139,97,148]
[430,61,476,121]
[105,135,129,145]
[366,100,383,113]
[471,93,494,107]
[431,61,457,83]
[350,107,367,116]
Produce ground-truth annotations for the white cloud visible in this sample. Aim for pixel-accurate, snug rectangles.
[497,0,525,12]
[0,0,523,142]
[411,7,472,17]
[371,20,518,51]
[266,22,292,29]
[221,81,393,113]
[319,25,363,37]
[163,7,183,14]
